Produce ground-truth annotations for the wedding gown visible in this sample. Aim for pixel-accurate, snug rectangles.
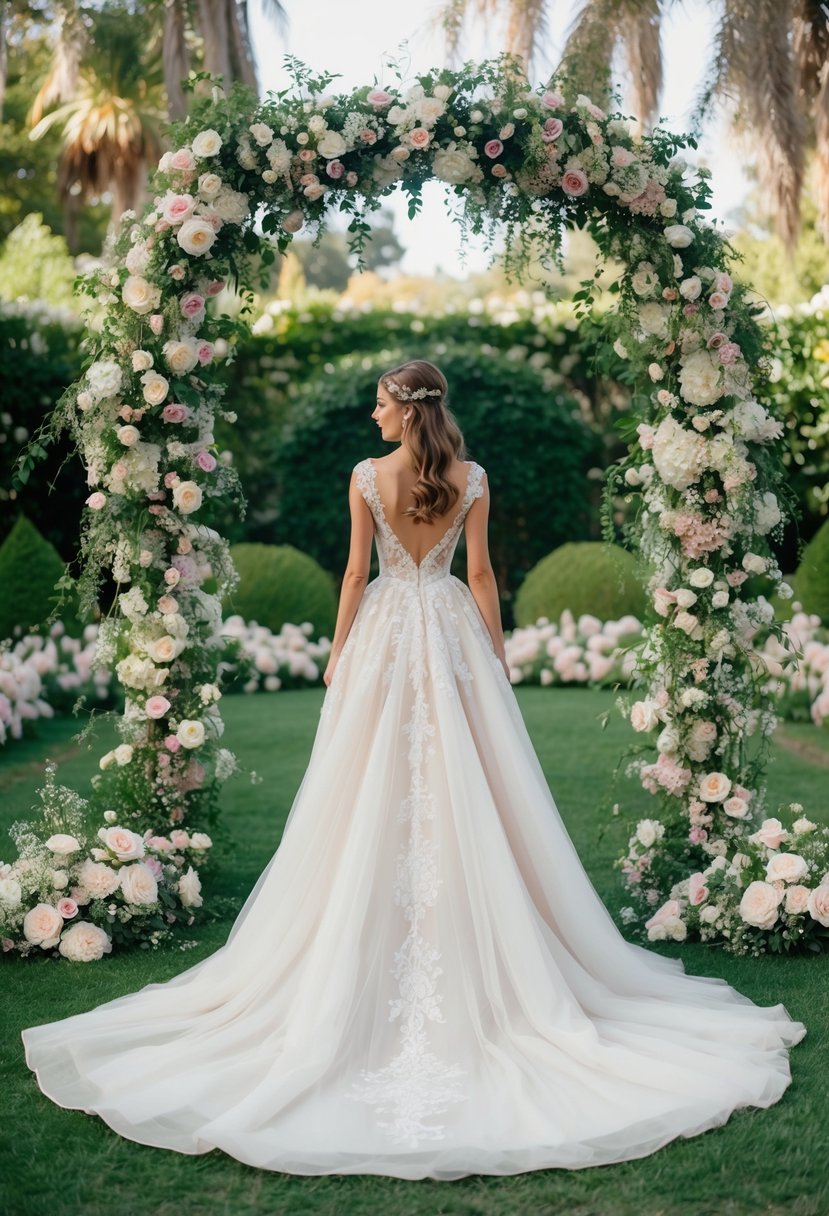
[21,457,807,1180]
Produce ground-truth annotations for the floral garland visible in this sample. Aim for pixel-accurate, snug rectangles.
[7,55,827,958]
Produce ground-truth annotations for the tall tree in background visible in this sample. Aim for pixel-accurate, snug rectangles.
[439,0,829,248]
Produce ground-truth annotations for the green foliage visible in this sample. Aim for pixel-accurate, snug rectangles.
[225,544,338,638]
[269,347,599,621]
[795,518,829,622]
[514,541,647,625]
[0,515,66,639]
[0,214,78,309]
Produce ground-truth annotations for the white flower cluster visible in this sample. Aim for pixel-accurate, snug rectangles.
[505,611,643,687]
[221,617,331,690]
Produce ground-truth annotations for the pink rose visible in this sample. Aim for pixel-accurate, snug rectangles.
[163,194,195,224]
[541,91,564,109]
[611,146,634,167]
[170,829,190,849]
[111,461,128,480]
[169,264,185,281]
[484,139,504,159]
[205,279,224,296]
[491,163,508,178]
[162,403,189,423]
[561,168,589,196]
[196,341,214,365]
[326,160,345,178]
[718,341,741,365]
[164,735,182,752]
[682,302,700,316]
[164,471,179,488]
[179,292,205,320]
[164,566,181,586]
[636,422,654,450]
[408,127,431,149]
[543,117,563,142]
[709,291,729,310]
[149,314,164,336]
[57,898,79,919]
[195,450,217,472]
[86,492,106,510]
[146,695,171,719]
[298,148,316,162]
[299,172,319,187]
[749,818,789,850]
[688,826,708,843]
[687,873,709,905]
[170,147,196,172]
[157,595,178,613]
[726,570,748,587]
[367,89,393,107]
[360,129,377,144]
[706,331,727,349]
[144,856,164,880]
[645,898,681,929]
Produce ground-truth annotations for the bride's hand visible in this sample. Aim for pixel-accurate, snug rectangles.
[323,651,339,687]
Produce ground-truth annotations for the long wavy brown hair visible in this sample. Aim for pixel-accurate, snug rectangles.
[379,360,468,525]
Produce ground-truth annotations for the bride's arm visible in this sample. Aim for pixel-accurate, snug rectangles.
[464,475,509,676]
[324,470,375,685]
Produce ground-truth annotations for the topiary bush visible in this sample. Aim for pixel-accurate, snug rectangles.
[269,345,599,624]
[0,515,66,639]
[225,543,337,639]
[795,517,829,622]
[514,541,647,626]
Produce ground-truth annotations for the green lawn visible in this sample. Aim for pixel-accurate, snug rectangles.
[2,689,828,1216]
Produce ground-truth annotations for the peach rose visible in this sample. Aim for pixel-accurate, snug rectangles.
[119,862,159,905]
[688,872,709,905]
[629,699,660,732]
[698,772,732,803]
[807,883,829,927]
[765,853,808,884]
[58,922,112,962]
[739,880,783,929]
[146,695,171,719]
[749,818,789,849]
[22,902,64,947]
[723,796,749,819]
[97,825,145,861]
[785,885,810,915]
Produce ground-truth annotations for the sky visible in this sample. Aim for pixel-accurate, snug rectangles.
[247,0,749,278]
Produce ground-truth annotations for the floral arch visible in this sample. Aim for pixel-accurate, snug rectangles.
[9,57,829,962]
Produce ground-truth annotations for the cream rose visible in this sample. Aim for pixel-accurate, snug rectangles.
[739,880,783,929]
[630,699,660,732]
[189,832,213,850]
[0,877,22,906]
[122,275,161,315]
[664,223,694,247]
[722,796,749,819]
[785,885,810,915]
[150,635,179,663]
[172,480,203,514]
[317,130,347,158]
[76,859,121,898]
[192,129,223,157]
[698,771,732,803]
[807,883,829,927]
[113,743,133,766]
[23,902,64,947]
[131,349,153,373]
[178,865,203,908]
[58,922,112,962]
[176,719,205,748]
[177,217,217,257]
[765,852,808,884]
[688,567,714,588]
[119,862,159,905]
[749,818,789,849]
[140,371,170,406]
[163,337,200,375]
[117,424,140,447]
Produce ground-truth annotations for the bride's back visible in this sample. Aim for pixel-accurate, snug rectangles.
[368,455,471,566]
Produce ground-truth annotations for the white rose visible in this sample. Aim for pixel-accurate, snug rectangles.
[678,348,723,406]
[131,349,153,373]
[0,877,22,907]
[673,588,697,608]
[806,884,829,926]
[163,337,200,375]
[700,904,720,924]
[414,96,446,125]
[87,359,123,399]
[23,902,64,947]
[119,862,159,905]
[679,275,702,300]
[178,865,203,907]
[212,188,250,224]
[742,552,767,575]
[630,699,660,732]
[51,869,68,889]
[317,130,347,158]
[637,301,669,337]
[177,217,217,257]
[114,743,133,766]
[97,825,145,861]
[793,817,817,835]
[177,719,206,748]
[58,922,112,962]
[688,567,714,588]
[197,171,223,199]
[122,275,161,315]
[729,399,770,441]
[192,128,223,157]
[432,144,482,184]
[656,725,680,754]
[765,853,808,884]
[249,122,274,146]
[189,832,213,850]
[636,818,663,848]
[698,771,732,803]
[150,635,178,663]
[711,590,729,608]
[664,223,694,247]
[172,480,203,514]
[673,610,701,638]
[45,833,81,855]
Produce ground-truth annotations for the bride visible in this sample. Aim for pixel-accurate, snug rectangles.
[22,359,806,1181]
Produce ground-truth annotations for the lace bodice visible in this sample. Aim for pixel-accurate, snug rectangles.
[354,458,485,586]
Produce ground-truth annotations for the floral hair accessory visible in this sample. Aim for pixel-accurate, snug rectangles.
[384,380,442,402]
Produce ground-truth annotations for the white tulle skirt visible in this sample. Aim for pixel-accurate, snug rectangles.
[22,573,807,1179]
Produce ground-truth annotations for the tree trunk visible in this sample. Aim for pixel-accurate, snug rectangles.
[229,0,259,92]
[163,0,190,121]
[197,0,232,85]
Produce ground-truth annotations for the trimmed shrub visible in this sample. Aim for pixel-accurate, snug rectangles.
[270,345,599,623]
[514,541,647,626]
[795,518,829,621]
[0,515,66,639]
[225,544,337,639]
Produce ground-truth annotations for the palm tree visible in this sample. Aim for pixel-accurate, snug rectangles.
[438,0,829,248]
[28,4,165,241]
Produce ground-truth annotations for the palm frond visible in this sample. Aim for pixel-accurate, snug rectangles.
[30,1,85,127]
[162,0,190,121]
[793,0,829,103]
[505,0,549,71]
[618,0,663,125]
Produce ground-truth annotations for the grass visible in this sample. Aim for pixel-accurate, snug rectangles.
[1,688,828,1216]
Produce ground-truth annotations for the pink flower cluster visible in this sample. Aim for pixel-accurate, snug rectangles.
[672,511,730,559]
[640,753,693,797]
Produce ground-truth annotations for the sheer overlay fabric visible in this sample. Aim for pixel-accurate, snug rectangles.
[21,458,806,1180]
